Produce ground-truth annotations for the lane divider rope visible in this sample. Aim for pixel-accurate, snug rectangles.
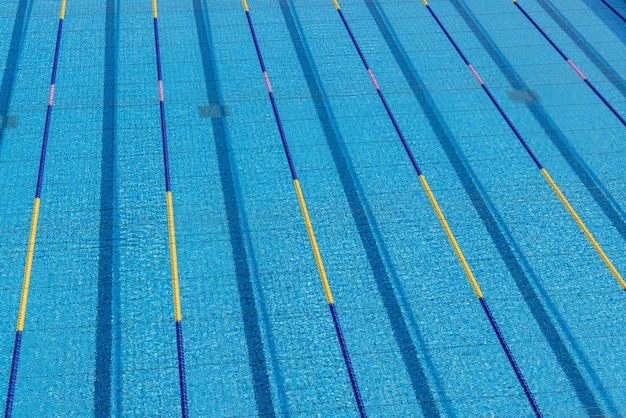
[4,2,67,416]
[420,0,625,294]
[512,0,626,127]
[331,0,543,415]
[241,0,366,416]
[150,1,189,416]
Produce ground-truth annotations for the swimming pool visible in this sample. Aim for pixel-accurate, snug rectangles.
[0,0,625,415]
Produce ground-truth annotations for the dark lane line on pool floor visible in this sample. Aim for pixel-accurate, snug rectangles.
[535,0,626,97]
[94,0,119,415]
[419,0,626,294]
[4,1,67,416]
[192,0,277,415]
[367,0,607,414]
[241,0,367,415]
[277,0,443,415]
[512,0,626,127]
[0,0,32,153]
[329,0,542,415]
[149,1,189,415]
[596,0,626,22]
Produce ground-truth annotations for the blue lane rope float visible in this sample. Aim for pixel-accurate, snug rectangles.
[598,0,626,23]
[330,0,543,415]
[150,0,189,416]
[241,1,366,416]
[4,1,67,416]
[420,0,626,294]
[512,0,626,127]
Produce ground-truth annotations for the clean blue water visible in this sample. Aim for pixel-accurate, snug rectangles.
[0,0,625,416]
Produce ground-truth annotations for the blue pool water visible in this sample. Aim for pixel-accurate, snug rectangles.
[0,0,625,416]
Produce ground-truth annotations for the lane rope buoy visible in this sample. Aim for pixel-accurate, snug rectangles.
[241,0,367,416]
[4,2,67,416]
[331,0,543,415]
[150,0,189,416]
